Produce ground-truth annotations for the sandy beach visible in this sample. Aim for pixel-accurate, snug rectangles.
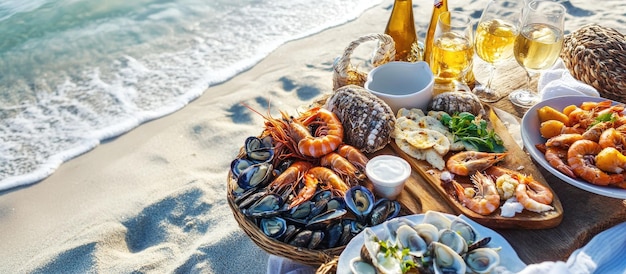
[1,0,624,273]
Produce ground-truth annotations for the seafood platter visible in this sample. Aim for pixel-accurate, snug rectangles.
[227,85,405,265]
[522,95,626,199]
[227,82,565,266]
[389,91,563,229]
[336,211,527,274]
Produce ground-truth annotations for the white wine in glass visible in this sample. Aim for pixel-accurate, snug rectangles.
[431,11,474,94]
[509,1,565,108]
[472,0,522,102]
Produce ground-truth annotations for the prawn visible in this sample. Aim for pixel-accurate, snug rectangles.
[444,172,500,215]
[290,107,344,158]
[319,152,365,183]
[545,146,577,178]
[336,144,369,171]
[446,151,507,176]
[515,183,554,213]
[290,167,349,208]
[567,140,623,186]
[516,174,554,205]
[582,122,612,142]
[268,161,312,191]
[598,128,626,151]
[545,133,583,148]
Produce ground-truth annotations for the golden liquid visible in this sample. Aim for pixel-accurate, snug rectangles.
[385,0,419,62]
[431,32,474,84]
[514,23,563,71]
[475,19,518,64]
[424,0,448,65]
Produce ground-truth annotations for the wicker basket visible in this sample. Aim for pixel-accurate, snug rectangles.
[561,24,626,103]
[332,33,396,90]
[226,172,345,267]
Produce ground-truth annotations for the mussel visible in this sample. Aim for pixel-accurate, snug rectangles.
[245,136,274,163]
[368,198,401,226]
[260,217,287,239]
[242,193,284,218]
[306,209,347,230]
[237,162,273,190]
[231,158,255,178]
[344,186,375,223]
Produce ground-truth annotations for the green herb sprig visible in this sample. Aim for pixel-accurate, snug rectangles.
[440,112,505,153]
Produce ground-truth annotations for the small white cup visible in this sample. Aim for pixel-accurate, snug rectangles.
[364,61,434,113]
[365,155,411,200]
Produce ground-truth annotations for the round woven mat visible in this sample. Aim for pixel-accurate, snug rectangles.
[561,24,626,103]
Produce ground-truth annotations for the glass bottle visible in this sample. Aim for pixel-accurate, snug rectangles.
[384,0,419,62]
[424,0,448,66]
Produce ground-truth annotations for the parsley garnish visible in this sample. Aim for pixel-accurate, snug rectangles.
[440,112,506,153]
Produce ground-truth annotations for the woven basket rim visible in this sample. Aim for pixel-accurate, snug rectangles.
[226,171,346,267]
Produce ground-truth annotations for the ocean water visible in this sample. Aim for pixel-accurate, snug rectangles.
[0,0,383,191]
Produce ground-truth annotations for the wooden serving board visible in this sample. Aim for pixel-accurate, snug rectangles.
[390,107,563,229]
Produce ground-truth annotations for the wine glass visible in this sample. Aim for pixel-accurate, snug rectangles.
[472,0,523,102]
[509,0,566,108]
[430,11,474,94]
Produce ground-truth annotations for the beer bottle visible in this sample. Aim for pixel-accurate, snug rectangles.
[424,0,448,66]
[384,0,419,62]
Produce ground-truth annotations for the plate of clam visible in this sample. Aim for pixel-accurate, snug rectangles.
[389,92,563,229]
[337,210,527,274]
[522,95,626,199]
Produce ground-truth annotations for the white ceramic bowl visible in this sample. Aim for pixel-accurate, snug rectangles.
[364,61,434,113]
[365,155,411,200]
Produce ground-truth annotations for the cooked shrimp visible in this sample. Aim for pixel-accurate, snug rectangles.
[290,167,349,208]
[268,161,313,191]
[444,172,500,215]
[599,128,626,151]
[446,151,507,176]
[567,140,624,186]
[582,122,611,142]
[517,175,554,205]
[596,147,626,174]
[515,183,554,213]
[580,100,613,111]
[290,107,344,158]
[545,133,583,148]
[545,146,577,178]
[336,144,369,171]
[319,152,365,183]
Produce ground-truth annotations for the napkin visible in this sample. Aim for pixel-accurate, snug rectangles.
[538,59,600,100]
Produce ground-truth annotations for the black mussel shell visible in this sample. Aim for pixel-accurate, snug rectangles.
[326,197,346,211]
[285,200,313,220]
[279,224,299,243]
[339,219,355,246]
[307,209,347,230]
[368,198,401,226]
[289,230,313,248]
[245,136,274,163]
[325,222,344,249]
[308,231,325,249]
[344,186,375,222]
[231,158,255,178]
[468,237,491,252]
[260,217,287,239]
[242,193,285,218]
[237,162,273,190]
[236,188,267,209]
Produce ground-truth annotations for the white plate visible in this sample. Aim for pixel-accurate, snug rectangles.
[521,95,626,199]
[336,213,526,273]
